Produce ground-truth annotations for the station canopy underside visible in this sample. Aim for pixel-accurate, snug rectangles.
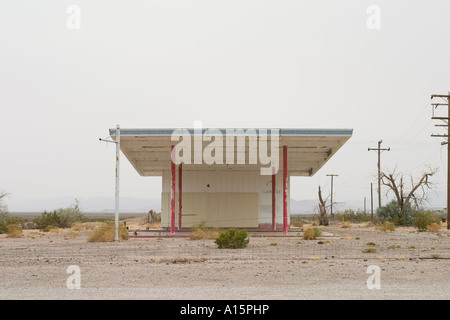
[109,128,353,177]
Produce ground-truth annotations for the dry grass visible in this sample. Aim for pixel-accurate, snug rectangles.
[291,221,303,228]
[44,225,59,233]
[375,221,395,232]
[303,228,316,240]
[189,223,219,240]
[339,221,351,228]
[362,248,377,253]
[427,223,441,232]
[88,222,129,242]
[303,227,322,240]
[71,222,83,231]
[6,225,22,238]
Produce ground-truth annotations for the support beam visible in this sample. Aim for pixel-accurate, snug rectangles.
[115,125,120,243]
[171,146,176,235]
[283,145,288,235]
[178,163,182,231]
[272,168,276,231]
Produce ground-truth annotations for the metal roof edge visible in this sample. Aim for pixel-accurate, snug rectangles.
[109,128,353,136]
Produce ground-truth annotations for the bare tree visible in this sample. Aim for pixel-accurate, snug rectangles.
[317,186,329,226]
[380,167,437,210]
[0,191,9,219]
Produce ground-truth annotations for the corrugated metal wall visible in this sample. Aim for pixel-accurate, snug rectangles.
[161,170,290,228]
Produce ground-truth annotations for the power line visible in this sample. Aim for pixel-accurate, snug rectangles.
[430,93,450,229]
[368,140,390,210]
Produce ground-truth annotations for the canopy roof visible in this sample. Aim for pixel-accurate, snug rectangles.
[109,128,352,177]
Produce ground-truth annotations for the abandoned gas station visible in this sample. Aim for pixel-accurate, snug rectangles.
[109,127,352,236]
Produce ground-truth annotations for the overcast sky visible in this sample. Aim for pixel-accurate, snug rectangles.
[1,0,450,211]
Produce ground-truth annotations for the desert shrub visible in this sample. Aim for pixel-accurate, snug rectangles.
[33,200,86,231]
[0,214,28,234]
[313,227,322,237]
[377,200,413,226]
[362,248,377,253]
[88,222,129,242]
[427,222,441,232]
[412,210,441,232]
[303,227,322,240]
[6,224,22,238]
[335,209,372,223]
[71,222,83,231]
[0,220,7,234]
[375,221,396,232]
[214,228,249,249]
[340,221,351,228]
[291,221,304,228]
[34,211,61,231]
[303,228,316,240]
[190,221,219,240]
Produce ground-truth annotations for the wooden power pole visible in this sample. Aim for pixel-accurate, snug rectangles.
[370,183,374,222]
[368,140,390,210]
[326,174,338,219]
[431,93,450,229]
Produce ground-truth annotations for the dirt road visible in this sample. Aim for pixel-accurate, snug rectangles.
[0,223,449,300]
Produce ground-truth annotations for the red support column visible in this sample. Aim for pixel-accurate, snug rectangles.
[272,168,276,231]
[178,163,182,231]
[283,145,288,235]
[171,146,176,235]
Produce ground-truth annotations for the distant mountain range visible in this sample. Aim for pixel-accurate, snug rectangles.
[7,192,446,215]
[8,196,159,214]
[7,196,361,215]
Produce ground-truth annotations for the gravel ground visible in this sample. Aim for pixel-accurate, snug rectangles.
[0,223,449,300]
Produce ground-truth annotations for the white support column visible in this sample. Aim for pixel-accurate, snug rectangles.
[115,125,120,242]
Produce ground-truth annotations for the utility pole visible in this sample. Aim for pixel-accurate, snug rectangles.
[364,197,366,214]
[368,140,390,210]
[431,93,450,229]
[99,124,121,242]
[370,183,374,222]
[326,174,338,219]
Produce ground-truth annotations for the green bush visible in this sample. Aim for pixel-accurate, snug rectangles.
[0,219,7,234]
[33,200,85,231]
[412,210,441,232]
[214,228,249,249]
[0,215,28,234]
[377,200,413,226]
[335,209,372,223]
[313,227,322,237]
[303,227,323,240]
